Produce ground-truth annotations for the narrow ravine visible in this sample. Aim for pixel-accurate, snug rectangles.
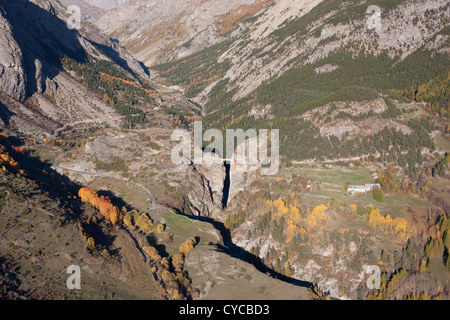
[222,160,231,208]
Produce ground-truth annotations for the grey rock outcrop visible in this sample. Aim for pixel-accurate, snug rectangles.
[44,78,58,96]
[0,7,26,101]
[34,59,44,94]
[186,147,226,217]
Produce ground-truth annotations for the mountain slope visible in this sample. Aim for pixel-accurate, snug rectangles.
[152,0,448,104]
[97,0,274,66]
[0,131,165,300]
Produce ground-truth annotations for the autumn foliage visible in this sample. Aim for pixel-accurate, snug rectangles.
[0,148,21,173]
[0,132,23,174]
[306,204,330,229]
[256,196,330,242]
[368,208,411,243]
[99,72,162,100]
[216,0,274,35]
[171,252,185,273]
[179,237,197,256]
[143,245,162,262]
[135,213,154,233]
[78,187,122,225]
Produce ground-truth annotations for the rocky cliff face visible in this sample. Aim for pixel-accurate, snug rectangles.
[186,149,226,217]
[0,0,152,138]
[0,0,149,101]
[0,0,88,104]
[0,7,26,101]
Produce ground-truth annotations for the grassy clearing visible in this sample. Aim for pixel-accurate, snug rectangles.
[290,166,430,217]
[307,167,372,185]
[158,210,219,255]
[29,145,60,164]
[433,131,450,151]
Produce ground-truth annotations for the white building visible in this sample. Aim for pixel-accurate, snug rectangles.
[347,184,381,193]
